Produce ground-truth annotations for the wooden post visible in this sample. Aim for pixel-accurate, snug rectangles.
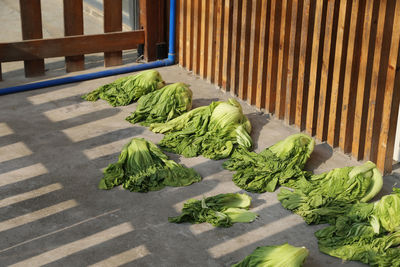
[19,0,45,77]
[63,0,84,72]
[104,0,123,66]
[139,0,165,62]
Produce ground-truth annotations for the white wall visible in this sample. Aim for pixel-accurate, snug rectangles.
[394,104,400,161]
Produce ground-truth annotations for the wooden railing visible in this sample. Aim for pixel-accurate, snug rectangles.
[177,0,400,174]
[0,0,168,80]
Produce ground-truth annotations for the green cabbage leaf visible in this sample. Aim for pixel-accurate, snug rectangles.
[315,188,400,266]
[82,70,165,106]
[126,82,192,126]
[278,161,383,224]
[232,243,309,267]
[150,98,252,160]
[98,138,201,192]
[168,193,257,227]
[223,134,315,193]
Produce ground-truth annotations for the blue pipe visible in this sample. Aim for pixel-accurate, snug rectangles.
[0,0,176,96]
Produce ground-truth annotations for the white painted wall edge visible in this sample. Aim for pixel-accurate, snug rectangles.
[394,104,400,161]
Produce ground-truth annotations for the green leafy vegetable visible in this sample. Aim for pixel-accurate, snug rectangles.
[315,188,400,266]
[223,134,315,193]
[98,138,201,192]
[232,243,309,267]
[168,193,257,227]
[278,161,383,224]
[150,98,252,160]
[126,82,192,126]
[82,70,165,106]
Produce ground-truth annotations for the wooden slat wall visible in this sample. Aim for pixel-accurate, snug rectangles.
[177,0,400,174]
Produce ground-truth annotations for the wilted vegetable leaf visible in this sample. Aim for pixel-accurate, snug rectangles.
[98,138,201,192]
[126,82,192,126]
[223,134,315,193]
[150,98,252,160]
[278,161,383,224]
[82,70,165,106]
[168,193,257,227]
[232,243,309,267]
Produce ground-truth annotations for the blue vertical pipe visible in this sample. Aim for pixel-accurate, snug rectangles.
[0,0,177,96]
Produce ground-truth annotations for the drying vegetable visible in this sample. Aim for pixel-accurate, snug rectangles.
[82,70,165,106]
[126,82,192,126]
[232,243,309,267]
[98,138,201,192]
[168,193,257,227]
[223,134,315,193]
[315,188,400,266]
[278,161,383,224]
[150,98,252,160]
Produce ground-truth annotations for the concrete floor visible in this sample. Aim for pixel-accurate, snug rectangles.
[0,65,399,266]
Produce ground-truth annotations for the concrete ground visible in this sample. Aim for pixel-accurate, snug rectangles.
[0,65,399,266]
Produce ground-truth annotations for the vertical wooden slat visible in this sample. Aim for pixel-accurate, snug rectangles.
[265,0,279,113]
[214,0,225,86]
[275,0,289,119]
[63,0,84,72]
[237,0,251,99]
[207,0,216,82]
[192,0,201,74]
[255,0,271,109]
[339,0,363,153]
[19,0,45,77]
[179,0,186,66]
[327,0,349,147]
[306,0,323,136]
[104,0,122,66]
[351,0,375,159]
[199,0,209,77]
[377,0,400,173]
[229,0,242,95]
[364,0,388,161]
[186,0,193,70]
[316,0,336,140]
[222,0,233,91]
[285,0,302,124]
[295,0,311,129]
[247,0,262,103]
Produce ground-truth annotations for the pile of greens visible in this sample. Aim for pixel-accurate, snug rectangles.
[223,134,315,193]
[168,193,258,227]
[278,161,383,224]
[98,138,201,192]
[232,243,309,267]
[150,98,252,160]
[82,70,165,106]
[315,188,400,266]
[126,82,193,126]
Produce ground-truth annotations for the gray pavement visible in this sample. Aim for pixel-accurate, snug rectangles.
[1,65,399,266]
[1,1,400,266]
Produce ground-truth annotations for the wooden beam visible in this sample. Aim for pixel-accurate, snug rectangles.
[247,0,261,104]
[377,0,400,173]
[285,0,302,124]
[0,31,144,62]
[104,0,122,66]
[237,0,251,99]
[222,0,233,91]
[316,0,336,141]
[295,0,311,130]
[19,0,45,77]
[192,0,201,74]
[255,0,270,109]
[215,0,225,87]
[63,0,84,72]
[178,0,186,66]
[199,0,209,77]
[229,0,242,95]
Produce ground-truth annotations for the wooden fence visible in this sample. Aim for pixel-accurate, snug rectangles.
[177,0,400,174]
[0,0,167,80]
